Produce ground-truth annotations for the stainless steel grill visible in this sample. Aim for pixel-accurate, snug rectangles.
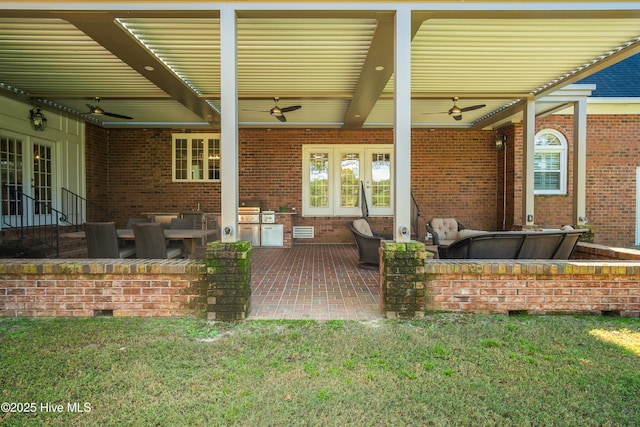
[238,206,260,224]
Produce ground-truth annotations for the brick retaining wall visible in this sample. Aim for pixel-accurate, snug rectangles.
[574,242,640,261]
[3,243,640,319]
[0,260,207,317]
[380,241,640,318]
[424,261,640,317]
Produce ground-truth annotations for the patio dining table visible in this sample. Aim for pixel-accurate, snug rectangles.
[64,228,217,259]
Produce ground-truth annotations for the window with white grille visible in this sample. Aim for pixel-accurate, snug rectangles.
[172,133,220,182]
[534,129,567,195]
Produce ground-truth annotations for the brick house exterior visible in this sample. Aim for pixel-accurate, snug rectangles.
[85,112,639,248]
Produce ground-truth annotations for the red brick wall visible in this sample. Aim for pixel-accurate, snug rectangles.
[3,257,638,318]
[380,242,640,318]
[86,128,222,227]
[412,128,497,233]
[584,115,639,246]
[86,114,640,246]
[85,124,110,221]
[426,260,640,316]
[92,127,499,241]
[0,260,206,317]
[505,115,640,247]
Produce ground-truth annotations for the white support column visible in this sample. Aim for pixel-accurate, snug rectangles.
[573,98,588,225]
[219,6,239,242]
[393,7,412,242]
[522,98,536,226]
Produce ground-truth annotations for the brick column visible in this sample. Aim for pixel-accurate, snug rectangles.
[205,241,252,320]
[380,241,428,319]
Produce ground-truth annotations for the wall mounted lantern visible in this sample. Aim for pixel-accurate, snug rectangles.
[29,107,47,131]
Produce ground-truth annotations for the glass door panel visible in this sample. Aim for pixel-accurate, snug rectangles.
[1,135,24,225]
[33,143,53,215]
[365,149,393,215]
[309,152,330,209]
[340,152,360,209]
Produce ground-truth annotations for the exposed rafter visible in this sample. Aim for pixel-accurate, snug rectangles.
[343,12,426,129]
[59,12,220,123]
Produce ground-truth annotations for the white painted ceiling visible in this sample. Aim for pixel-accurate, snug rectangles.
[0,4,639,129]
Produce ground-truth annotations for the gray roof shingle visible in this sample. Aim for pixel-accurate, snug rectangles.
[578,53,640,97]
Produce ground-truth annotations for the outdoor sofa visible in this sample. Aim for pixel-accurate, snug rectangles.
[439,228,587,260]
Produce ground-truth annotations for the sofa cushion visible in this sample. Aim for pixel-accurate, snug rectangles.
[430,218,460,241]
[457,229,486,239]
[352,219,373,237]
[437,239,457,248]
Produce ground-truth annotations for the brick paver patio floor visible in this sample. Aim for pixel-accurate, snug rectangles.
[248,244,382,320]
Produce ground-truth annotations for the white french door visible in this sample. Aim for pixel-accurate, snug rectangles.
[32,140,56,222]
[0,132,56,227]
[363,148,393,216]
[303,144,393,217]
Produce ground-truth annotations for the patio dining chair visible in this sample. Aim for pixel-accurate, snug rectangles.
[133,222,183,259]
[170,217,195,229]
[126,217,151,229]
[84,221,136,258]
[168,217,196,252]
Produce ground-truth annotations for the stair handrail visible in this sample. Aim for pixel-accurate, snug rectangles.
[1,183,63,257]
[360,181,369,218]
[61,187,110,230]
[359,182,420,239]
[410,191,422,240]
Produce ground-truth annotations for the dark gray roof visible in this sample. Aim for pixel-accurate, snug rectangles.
[578,54,640,97]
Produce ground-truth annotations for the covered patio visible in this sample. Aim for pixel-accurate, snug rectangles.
[1,1,640,247]
[1,2,640,320]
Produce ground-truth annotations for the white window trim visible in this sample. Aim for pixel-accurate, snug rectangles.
[172,133,221,182]
[302,144,393,217]
[534,129,567,196]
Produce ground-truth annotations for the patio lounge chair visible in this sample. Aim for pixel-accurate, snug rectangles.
[348,218,386,269]
[426,218,465,247]
[85,221,136,258]
[133,222,183,259]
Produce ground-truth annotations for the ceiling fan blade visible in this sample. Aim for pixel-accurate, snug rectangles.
[280,105,301,113]
[421,111,448,116]
[241,109,271,112]
[103,111,134,120]
[459,104,486,112]
[276,114,287,123]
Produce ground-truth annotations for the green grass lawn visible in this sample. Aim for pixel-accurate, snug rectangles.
[1,314,638,426]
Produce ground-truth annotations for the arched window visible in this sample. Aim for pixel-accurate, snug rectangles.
[534,129,567,195]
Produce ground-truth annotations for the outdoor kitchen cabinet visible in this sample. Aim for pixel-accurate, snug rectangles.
[261,224,284,246]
